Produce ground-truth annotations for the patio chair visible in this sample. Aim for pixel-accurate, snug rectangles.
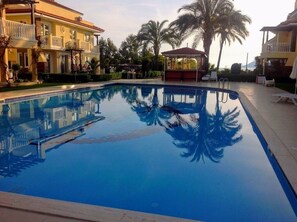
[201,74,210,81]
[201,71,218,81]
[264,76,275,87]
[272,93,297,105]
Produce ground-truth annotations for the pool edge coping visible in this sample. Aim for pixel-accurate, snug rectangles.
[238,91,297,195]
[0,191,198,222]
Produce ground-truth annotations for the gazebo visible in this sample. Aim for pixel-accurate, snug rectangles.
[161,47,207,82]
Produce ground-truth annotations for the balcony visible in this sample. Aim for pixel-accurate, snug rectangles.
[65,40,99,54]
[262,42,291,53]
[41,34,64,50]
[80,41,90,52]
[0,18,36,48]
[65,40,80,50]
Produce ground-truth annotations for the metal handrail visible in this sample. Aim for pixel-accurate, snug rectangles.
[218,78,229,103]
[218,78,229,89]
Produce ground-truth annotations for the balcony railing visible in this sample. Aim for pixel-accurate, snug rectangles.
[41,35,64,50]
[0,18,35,41]
[80,41,90,52]
[66,40,99,54]
[262,42,291,53]
[65,40,80,50]
[52,36,63,48]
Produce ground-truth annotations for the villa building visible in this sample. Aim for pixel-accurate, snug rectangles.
[0,0,104,83]
[260,0,297,78]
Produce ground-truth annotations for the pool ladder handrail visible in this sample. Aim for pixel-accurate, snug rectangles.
[218,78,229,103]
[218,77,229,89]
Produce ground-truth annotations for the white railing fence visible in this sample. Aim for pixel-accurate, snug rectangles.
[262,42,291,53]
[0,18,35,40]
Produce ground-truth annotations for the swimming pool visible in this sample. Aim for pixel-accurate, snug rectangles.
[0,83,296,221]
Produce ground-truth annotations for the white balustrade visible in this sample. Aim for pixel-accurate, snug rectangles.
[263,42,290,53]
[0,18,35,41]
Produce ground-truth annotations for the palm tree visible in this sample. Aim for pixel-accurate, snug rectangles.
[137,20,176,70]
[172,28,192,48]
[171,0,234,70]
[87,57,100,74]
[216,7,251,70]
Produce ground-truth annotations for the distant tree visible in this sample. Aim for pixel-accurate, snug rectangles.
[254,56,263,75]
[216,7,251,70]
[140,42,154,75]
[119,34,142,64]
[231,63,241,74]
[99,38,118,70]
[137,20,176,70]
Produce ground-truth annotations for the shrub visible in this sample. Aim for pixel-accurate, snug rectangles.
[231,63,241,75]
[218,73,256,82]
[41,73,91,83]
[147,70,162,78]
[91,72,122,82]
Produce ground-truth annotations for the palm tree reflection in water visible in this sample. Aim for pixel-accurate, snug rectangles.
[129,86,242,163]
[132,87,181,126]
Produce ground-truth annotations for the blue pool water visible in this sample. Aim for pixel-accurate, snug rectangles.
[0,84,296,221]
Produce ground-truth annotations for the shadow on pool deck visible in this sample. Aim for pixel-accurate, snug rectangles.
[0,79,297,221]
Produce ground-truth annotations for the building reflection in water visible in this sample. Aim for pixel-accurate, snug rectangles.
[0,89,105,177]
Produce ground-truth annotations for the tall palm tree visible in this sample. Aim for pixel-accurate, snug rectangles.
[169,23,192,48]
[137,20,176,70]
[171,0,234,70]
[216,8,251,70]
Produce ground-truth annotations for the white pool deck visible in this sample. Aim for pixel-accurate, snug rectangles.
[0,79,297,222]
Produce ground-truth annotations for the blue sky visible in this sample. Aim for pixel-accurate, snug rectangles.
[58,0,295,68]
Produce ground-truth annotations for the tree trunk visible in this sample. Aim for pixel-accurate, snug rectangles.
[203,34,212,73]
[216,40,224,71]
[31,48,38,82]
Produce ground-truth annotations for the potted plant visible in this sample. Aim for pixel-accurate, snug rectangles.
[11,63,21,81]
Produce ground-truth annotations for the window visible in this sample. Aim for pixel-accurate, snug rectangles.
[17,52,28,68]
[41,23,50,36]
[70,29,77,40]
[84,33,90,42]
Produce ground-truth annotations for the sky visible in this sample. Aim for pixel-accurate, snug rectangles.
[58,0,296,68]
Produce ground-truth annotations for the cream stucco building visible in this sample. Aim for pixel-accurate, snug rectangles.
[260,0,297,77]
[0,0,104,83]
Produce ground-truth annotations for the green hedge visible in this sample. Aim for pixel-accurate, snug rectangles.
[41,72,122,83]
[91,72,122,82]
[146,71,162,78]
[218,73,256,82]
[41,73,91,83]
[18,72,33,81]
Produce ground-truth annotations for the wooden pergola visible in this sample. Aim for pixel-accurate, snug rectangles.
[161,47,207,82]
